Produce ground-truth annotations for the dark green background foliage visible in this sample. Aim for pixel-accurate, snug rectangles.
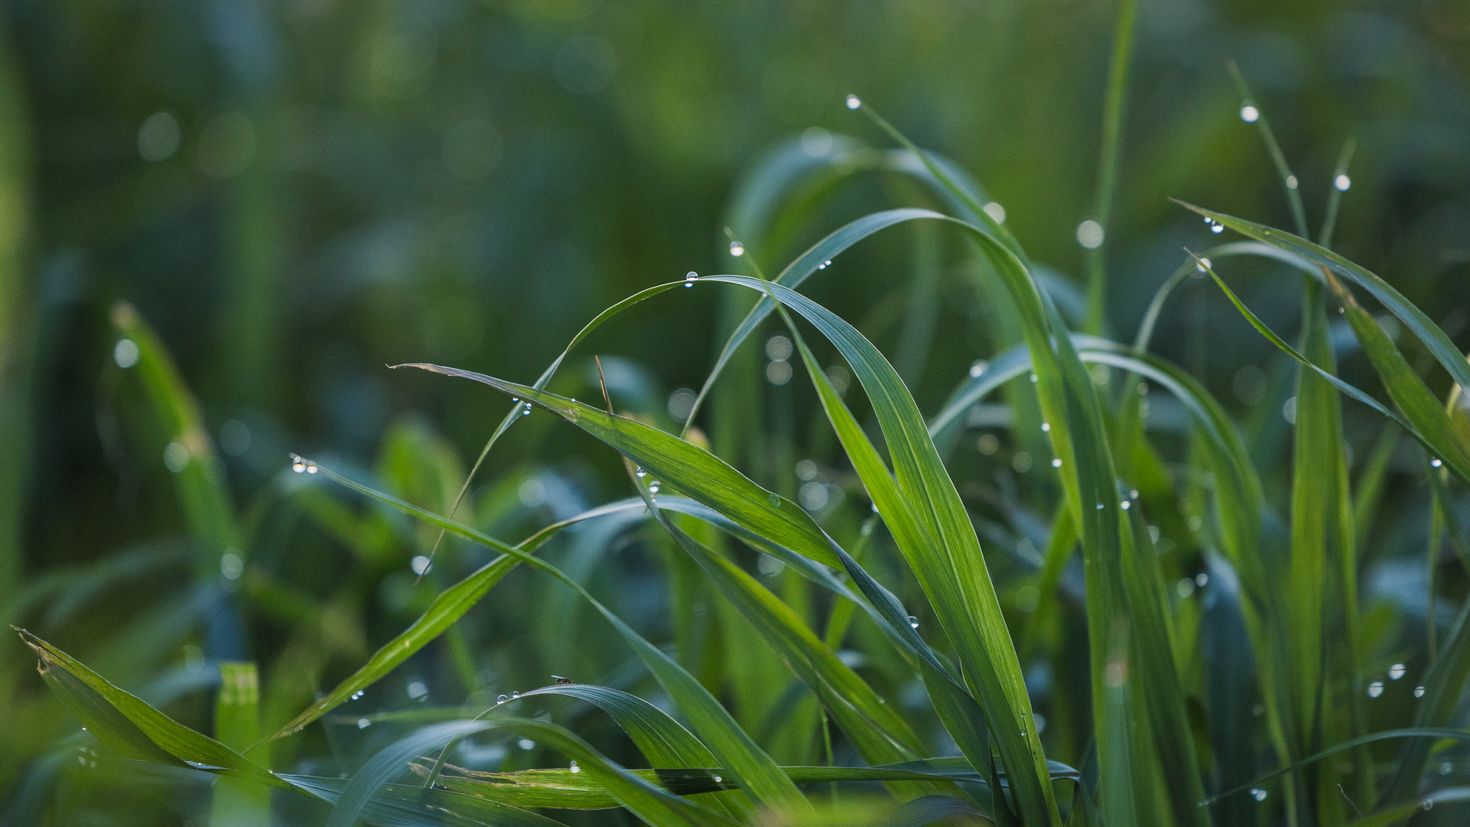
[3,0,1470,824]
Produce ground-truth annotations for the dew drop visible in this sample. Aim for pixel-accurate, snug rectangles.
[220,552,244,581]
[983,201,1006,223]
[648,480,661,495]
[844,93,862,110]
[1389,663,1407,680]
[163,442,190,473]
[712,775,723,784]
[569,760,581,774]
[518,738,536,750]
[728,241,745,257]
[407,680,429,700]
[1095,502,1105,510]
[113,339,140,369]
[1210,221,1225,235]
[521,402,532,416]
[1076,219,1105,249]
[1285,174,1299,190]
[305,460,319,474]
[1239,103,1260,123]
[1029,372,1038,384]
[1050,457,1063,469]
[1367,681,1384,698]
[1423,799,1435,811]
[1430,457,1443,469]
[1250,788,1268,802]
[356,718,370,729]
[1196,257,1212,273]
[684,270,698,288]
[1041,422,1051,433]
[1120,500,1131,511]
[350,690,365,701]
[635,466,647,478]
[290,455,307,474]
[1128,489,1139,499]
[1414,684,1426,698]
[511,691,520,699]
[907,615,919,630]
[411,555,431,576]
[969,359,987,378]
[1334,174,1352,192]
[497,694,509,703]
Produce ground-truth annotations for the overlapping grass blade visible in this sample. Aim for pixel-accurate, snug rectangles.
[15,629,277,784]
[283,774,567,827]
[1178,204,1470,404]
[300,462,811,817]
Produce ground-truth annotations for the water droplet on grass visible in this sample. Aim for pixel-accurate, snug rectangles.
[1430,457,1443,469]
[1389,663,1407,680]
[1414,685,1426,698]
[569,760,581,773]
[1367,681,1384,698]
[114,339,140,368]
[1239,103,1260,123]
[1076,219,1105,249]
[684,270,698,288]
[1250,788,1268,802]
[497,694,508,703]
[907,615,919,630]
[728,241,744,257]
[1050,457,1063,469]
[1334,174,1352,192]
[356,718,370,729]
[1285,174,1299,190]
[844,94,862,110]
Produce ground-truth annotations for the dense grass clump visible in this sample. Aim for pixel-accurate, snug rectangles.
[6,7,1470,826]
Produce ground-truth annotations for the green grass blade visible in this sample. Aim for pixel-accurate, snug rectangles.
[14,628,278,785]
[1084,0,1139,334]
[1178,203,1470,403]
[328,718,732,827]
[302,463,813,817]
[212,662,269,826]
[283,774,567,827]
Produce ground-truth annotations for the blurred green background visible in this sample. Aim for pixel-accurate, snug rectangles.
[3,0,1469,822]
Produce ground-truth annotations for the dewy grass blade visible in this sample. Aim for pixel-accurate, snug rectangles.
[299,461,813,817]
[1177,203,1470,403]
[15,628,279,785]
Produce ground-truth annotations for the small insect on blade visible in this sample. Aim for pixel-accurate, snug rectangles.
[552,675,573,685]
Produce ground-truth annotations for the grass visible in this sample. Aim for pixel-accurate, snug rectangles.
[7,18,1470,827]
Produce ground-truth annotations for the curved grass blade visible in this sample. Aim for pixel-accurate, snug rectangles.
[282,775,567,827]
[300,463,812,817]
[1177,203,1470,402]
[327,718,730,827]
[15,628,278,785]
